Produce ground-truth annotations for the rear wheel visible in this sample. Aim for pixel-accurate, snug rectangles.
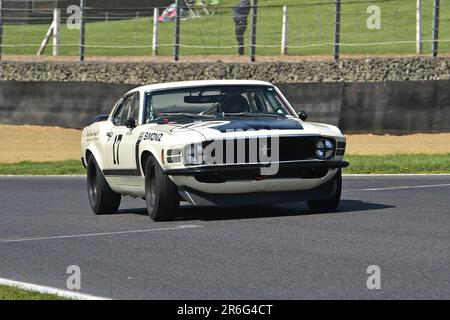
[307,169,342,213]
[145,156,180,221]
[87,156,121,215]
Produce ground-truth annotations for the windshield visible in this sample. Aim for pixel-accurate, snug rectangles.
[144,85,291,123]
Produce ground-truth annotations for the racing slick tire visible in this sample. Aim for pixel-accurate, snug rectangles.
[144,155,180,221]
[87,156,121,215]
[307,169,342,213]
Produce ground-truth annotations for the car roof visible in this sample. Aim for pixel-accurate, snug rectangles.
[127,80,274,94]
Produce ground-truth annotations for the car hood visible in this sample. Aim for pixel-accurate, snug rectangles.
[145,117,341,140]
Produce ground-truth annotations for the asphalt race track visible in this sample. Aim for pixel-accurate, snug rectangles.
[0,175,449,299]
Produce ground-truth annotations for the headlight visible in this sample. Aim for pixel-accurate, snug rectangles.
[183,143,204,165]
[315,139,334,160]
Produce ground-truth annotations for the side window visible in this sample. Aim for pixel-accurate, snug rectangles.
[112,99,125,126]
[144,93,154,124]
[128,92,140,123]
[113,94,133,126]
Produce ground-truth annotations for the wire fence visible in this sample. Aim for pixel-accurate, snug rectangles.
[0,0,448,61]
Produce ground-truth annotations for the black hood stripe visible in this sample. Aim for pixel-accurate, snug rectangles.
[212,118,303,132]
[169,118,303,133]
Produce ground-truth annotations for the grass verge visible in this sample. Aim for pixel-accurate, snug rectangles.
[344,154,450,174]
[0,285,65,300]
[0,155,449,175]
[0,160,85,175]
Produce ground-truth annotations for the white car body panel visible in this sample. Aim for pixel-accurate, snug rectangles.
[81,80,347,204]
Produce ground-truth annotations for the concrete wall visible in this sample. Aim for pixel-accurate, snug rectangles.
[340,81,450,133]
[0,82,134,128]
[277,83,344,127]
[1,80,449,133]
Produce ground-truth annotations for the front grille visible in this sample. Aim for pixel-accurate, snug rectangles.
[201,136,327,164]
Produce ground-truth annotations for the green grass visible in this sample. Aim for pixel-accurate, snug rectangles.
[0,285,66,300]
[3,0,450,57]
[0,160,85,175]
[0,155,449,175]
[344,154,450,174]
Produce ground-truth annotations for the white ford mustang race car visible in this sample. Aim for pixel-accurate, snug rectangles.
[81,80,348,221]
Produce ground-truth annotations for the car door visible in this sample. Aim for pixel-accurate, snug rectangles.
[105,92,142,188]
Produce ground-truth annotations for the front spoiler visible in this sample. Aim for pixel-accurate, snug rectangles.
[178,171,339,207]
[164,160,349,176]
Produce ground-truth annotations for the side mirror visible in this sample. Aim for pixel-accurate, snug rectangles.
[298,111,307,121]
[125,117,137,129]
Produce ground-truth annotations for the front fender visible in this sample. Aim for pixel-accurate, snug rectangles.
[84,143,106,169]
[138,128,205,172]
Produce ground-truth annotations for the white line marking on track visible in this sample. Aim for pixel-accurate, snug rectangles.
[0,277,110,300]
[0,224,203,243]
[344,183,450,192]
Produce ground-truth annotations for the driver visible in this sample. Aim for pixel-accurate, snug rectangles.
[220,94,249,113]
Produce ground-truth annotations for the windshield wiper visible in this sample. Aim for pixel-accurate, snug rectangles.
[218,112,282,118]
[157,112,215,118]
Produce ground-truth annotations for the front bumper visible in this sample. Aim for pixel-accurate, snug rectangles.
[178,171,340,206]
[164,160,349,176]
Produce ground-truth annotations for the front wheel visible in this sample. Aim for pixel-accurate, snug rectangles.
[307,169,342,213]
[87,156,121,215]
[145,156,180,221]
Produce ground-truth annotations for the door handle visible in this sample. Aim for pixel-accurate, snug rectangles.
[106,132,113,138]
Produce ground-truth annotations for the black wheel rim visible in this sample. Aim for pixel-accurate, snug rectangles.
[88,163,98,204]
[146,163,156,209]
